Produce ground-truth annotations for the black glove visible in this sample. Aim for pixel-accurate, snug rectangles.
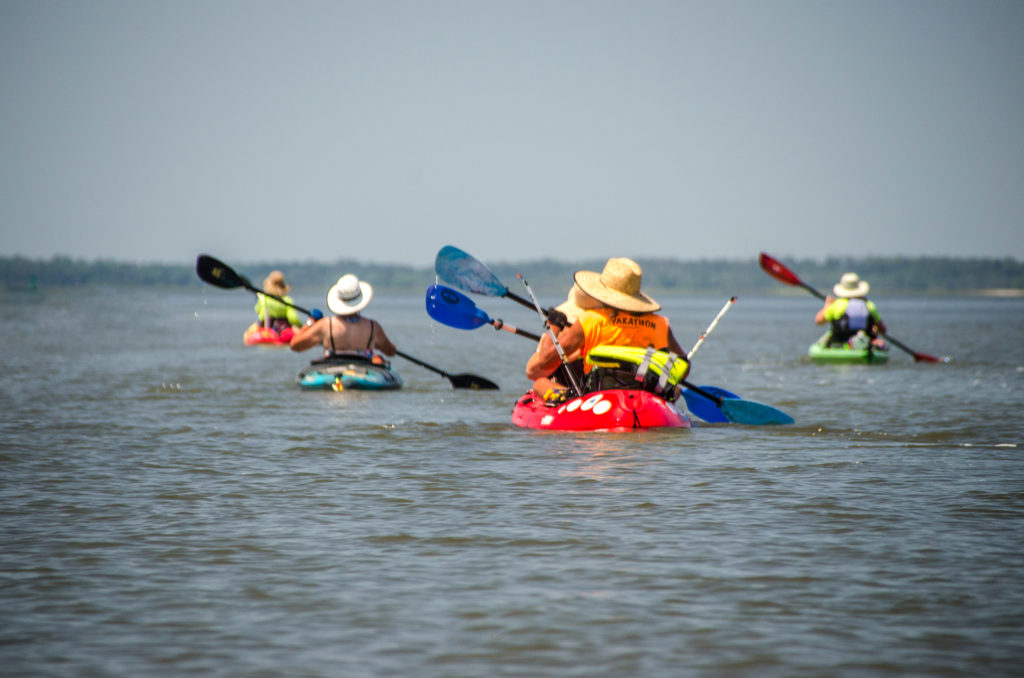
[546,308,569,329]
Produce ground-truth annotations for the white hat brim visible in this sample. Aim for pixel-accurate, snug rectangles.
[327,280,373,315]
[833,281,870,298]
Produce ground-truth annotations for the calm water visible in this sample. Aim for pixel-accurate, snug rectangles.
[2,285,1022,677]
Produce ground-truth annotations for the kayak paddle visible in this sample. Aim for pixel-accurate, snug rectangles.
[758,252,950,363]
[426,280,792,425]
[196,254,499,389]
[426,284,542,341]
[435,245,549,313]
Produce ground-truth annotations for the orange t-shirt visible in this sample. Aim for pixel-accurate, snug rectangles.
[578,308,671,373]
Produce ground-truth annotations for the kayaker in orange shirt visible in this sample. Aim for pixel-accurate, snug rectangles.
[526,257,688,401]
[290,274,397,363]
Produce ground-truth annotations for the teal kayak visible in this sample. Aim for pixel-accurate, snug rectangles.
[298,355,403,391]
[808,335,889,365]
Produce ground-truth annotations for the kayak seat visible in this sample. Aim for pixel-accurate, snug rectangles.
[311,352,388,368]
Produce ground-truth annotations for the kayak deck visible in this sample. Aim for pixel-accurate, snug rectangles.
[512,389,691,431]
[244,325,294,346]
[808,339,890,365]
[297,355,403,391]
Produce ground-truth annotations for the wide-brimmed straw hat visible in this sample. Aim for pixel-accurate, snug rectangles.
[833,272,870,298]
[573,258,660,313]
[327,274,373,315]
[262,270,290,295]
[554,283,602,324]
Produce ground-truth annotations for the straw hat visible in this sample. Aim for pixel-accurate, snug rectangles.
[573,258,660,313]
[327,274,373,315]
[833,272,870,298]
[554,283,602,325]
[262,270,290,295]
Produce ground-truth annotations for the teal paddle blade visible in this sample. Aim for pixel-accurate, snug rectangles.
[426,284,490,330]
[435,245,509,297]
[719,398,794,425]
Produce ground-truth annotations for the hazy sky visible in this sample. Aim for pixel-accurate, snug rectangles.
[2,0,1022,265]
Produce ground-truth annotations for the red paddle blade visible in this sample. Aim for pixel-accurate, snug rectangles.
[759,252,803,287]
[914,354,944,363]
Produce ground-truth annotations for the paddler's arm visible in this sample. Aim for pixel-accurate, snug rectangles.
[666,327,690,379]
[868,301,887,334]
[814,295,836,325]
[370,321,397,357]
[526,322,584,380]
[289,317,326,352]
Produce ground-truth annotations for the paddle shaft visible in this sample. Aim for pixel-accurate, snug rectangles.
[679,380,724,406]
[494,321,540,342]
[688,296,736,359]
[393,350,448,377]
[518,274,583,396]
[504,289,549,314]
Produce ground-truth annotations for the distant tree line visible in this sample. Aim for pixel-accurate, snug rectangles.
[2,254,1022,295]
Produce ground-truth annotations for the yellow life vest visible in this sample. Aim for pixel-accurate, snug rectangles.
[584,345,688,397]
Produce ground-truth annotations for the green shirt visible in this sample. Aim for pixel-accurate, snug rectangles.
[255,294,301,326]
[822,297,882,325]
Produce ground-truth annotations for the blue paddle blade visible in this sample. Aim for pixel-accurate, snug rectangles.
[720,398,794,425]
[682,385,794,425]
[682,385,739,424]
[435,245,509,297]
[425,284,491,330]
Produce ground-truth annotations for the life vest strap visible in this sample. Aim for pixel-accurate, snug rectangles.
[636,347,656,384]
[657,352,680,394]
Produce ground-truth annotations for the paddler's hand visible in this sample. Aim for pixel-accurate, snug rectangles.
[546,308,569,330]
[309,308,323,320]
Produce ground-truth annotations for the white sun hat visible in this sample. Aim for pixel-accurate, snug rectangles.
[327,274,373,315]
[833,272,870,298]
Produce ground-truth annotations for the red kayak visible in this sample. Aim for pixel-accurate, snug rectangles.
[243,325,295,346]
[512,389,692,432]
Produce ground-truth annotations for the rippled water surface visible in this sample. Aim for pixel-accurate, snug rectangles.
[2,286,1022,677]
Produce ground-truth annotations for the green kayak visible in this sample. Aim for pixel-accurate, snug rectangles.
[808,334,889,365]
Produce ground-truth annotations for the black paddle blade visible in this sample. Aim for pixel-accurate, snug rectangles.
[196,254,251,290]
[448,373,500,390]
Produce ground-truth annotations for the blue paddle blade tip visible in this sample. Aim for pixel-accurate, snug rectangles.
[721,399,795,425]
[682,386,794,425]
[435,246,509,297]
